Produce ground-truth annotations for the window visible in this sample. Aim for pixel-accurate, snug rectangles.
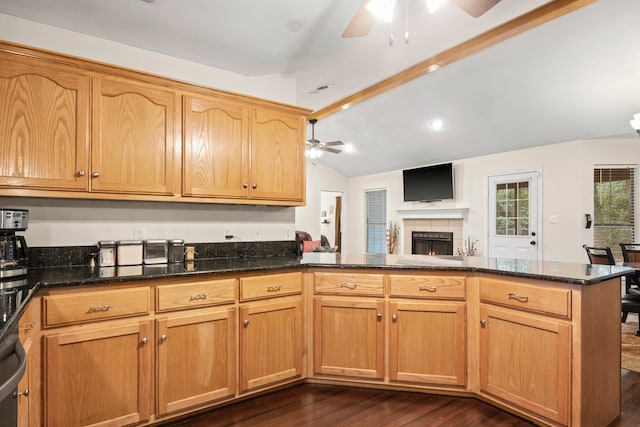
[366,189,386,254]
[594,167,635,261]
[495,181,529,236]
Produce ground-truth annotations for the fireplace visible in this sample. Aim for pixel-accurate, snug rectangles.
[412,231,454,255]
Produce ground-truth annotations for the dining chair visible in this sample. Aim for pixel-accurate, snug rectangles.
[582,244,615,265]
[620,243,640,294]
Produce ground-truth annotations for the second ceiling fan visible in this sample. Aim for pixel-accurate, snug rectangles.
[306,119,344,158]
[342,0,502,38]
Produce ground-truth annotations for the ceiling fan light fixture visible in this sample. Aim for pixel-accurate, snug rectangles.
[365,0,397,23]
[430,119,444,130]
[306,147,323,159]
[630,113,640,136]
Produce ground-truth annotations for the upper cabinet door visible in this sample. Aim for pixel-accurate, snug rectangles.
[183,95,250,198]
[92,76,176,195]
[250,108,305,202]
[0,54,89,190]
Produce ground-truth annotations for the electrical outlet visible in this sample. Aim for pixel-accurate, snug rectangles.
[134,227,144,240]
[224,228,232,237]
[254,230,261,240]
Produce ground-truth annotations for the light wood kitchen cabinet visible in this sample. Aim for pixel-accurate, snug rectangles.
[44,320,153,427]
[0,53,89,191]
[479,304,571,425]
[156,308,236,416]
[91,75,176,195]
[249,107,305,202]
[313,298,385,380]
[239,272,303,393]
[388,301,466,386]
[183,94,250,199]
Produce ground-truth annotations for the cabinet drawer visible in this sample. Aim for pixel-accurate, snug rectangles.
[240,272,302,301]
[43,287,150,327]
[480,277,571,318]
[314,272,384,296]
[389,274,466,300]
[157,278,236,311]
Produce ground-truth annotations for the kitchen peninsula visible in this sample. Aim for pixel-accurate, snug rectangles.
[7,252,630,427]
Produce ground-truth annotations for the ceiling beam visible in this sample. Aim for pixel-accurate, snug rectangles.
[311,0,598,120]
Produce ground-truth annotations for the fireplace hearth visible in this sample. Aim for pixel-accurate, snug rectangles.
[412,231,454,256]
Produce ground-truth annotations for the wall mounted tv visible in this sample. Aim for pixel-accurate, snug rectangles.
[402,162,454,202]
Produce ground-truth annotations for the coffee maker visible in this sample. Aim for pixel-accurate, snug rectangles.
[0,209,28,279]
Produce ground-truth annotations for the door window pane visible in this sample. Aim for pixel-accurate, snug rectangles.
[495,181,529,237]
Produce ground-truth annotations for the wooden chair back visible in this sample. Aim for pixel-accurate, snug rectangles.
[582,244,615,265]
[620,243,640,263]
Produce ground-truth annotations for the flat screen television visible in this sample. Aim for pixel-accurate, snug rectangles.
[402,162,454,202]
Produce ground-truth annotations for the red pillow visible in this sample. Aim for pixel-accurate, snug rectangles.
[303,240,321,252]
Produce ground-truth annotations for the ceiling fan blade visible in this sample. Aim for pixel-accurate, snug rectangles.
[449,0,501,18]
[320,146,342,154]
[323,141,344,147]
[342,1,376,38]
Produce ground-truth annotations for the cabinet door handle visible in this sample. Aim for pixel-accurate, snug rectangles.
[252,183,257,189]
[376,313,382,321]
[141,337,148,344]
[340,282,357,289]
[91,172,100,178]
[243,319,250,328]
[243,183,249,189]
[14,389,29,398]
[267,285,281,292]
[508,293,529,303]
[480,320,486,328]
[77,170,85,177]
[392,314,398,322]
[160,334,167,341]
[419,285,437,292]
[21,322,36,330]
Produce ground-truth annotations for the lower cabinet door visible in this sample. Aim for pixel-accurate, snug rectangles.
[44,321,153,427]
[314,298,385,380]
[156,308,236,415]
[388,301,466,386]
[239,298,302,392]
[479,304,571,425]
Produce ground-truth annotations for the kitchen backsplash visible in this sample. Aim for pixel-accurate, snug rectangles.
[28,240,299,268]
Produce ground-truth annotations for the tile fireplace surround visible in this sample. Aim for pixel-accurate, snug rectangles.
[396,208,468,256]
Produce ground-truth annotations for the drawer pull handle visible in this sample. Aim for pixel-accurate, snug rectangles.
[508,293,529,303]
[87,304,112,313]
[340,282,357,289]
[267,285,282,292]
[419,285,437,292]
[190,293,209,301]
[21,322,36,330]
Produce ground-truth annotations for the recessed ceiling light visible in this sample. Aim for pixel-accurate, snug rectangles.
[344,144,355,153]
[430,119,444,130]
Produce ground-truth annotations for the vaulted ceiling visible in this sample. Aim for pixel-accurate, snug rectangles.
[1,0,638,176]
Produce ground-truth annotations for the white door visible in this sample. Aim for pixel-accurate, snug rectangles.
[487,170,542,260]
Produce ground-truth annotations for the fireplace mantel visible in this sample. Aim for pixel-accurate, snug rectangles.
[396,208,469,219]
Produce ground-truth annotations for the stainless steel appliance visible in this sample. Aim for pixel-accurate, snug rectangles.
[0,209,28,279]
[0,209,29,427]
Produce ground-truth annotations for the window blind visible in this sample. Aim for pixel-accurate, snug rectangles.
[366,189,387,254]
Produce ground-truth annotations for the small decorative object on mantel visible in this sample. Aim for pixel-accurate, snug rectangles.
[457,236,479,256]
[386,221,399,254]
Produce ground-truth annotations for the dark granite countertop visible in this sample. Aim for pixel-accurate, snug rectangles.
[1,253,633,346]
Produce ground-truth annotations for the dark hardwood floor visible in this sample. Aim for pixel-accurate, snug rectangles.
[160,370,640,426]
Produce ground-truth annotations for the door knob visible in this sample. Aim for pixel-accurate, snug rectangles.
[530,240,536,245]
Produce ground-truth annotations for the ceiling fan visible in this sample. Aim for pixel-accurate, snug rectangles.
[306,119,344,158]
[342,0,502,38]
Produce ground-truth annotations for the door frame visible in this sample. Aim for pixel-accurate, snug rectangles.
[486,169,543,260]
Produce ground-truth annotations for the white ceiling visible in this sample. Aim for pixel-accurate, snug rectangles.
[0,0,638,177]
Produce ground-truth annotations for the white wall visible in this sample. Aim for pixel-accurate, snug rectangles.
[345,138,640,263]
[0,197,295,247]
[0,13,297,105]
[295,159,349,245]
